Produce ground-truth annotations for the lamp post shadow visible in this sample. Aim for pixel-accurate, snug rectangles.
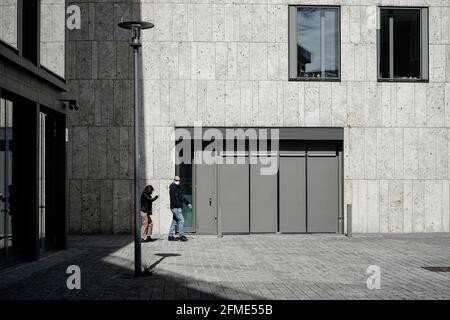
[142,253,181,276]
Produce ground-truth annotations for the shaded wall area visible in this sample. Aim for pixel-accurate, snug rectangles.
[66,0,175,235]
[67,1,147,234]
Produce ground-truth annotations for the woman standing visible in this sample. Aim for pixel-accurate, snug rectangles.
[141,185,159,242]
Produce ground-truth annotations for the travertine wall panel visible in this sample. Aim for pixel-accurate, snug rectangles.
[66,0,450,234]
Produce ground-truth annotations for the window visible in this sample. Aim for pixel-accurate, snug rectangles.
[289,6,340,80]
[378,7,428,81]
[0,97,14,265]
[0,0,18,48]
[40,0,65,79]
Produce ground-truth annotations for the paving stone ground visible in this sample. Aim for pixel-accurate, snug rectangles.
[0,233,449,300]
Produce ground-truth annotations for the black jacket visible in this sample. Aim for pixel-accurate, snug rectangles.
[141,192,158,215]
[169,183,190,209]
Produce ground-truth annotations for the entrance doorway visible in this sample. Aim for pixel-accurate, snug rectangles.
[218,155,250,234]
[38,108,66,252]
[194,162,217,234]
[0,97,66,268]
[177,128,344,235]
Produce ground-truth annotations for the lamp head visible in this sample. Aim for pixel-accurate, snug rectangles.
[118,21,154,47]
[118,21,154,30]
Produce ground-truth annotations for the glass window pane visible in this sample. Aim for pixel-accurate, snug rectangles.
[379,8,422,79]
[0,99,5,263]
[297,8,321,78]
[0,98,14,265]
[179,164,193,229]
[0,0,18,48]
[323,8,339,77]
[296,7,339,79]
[393,9,421,79]
[379,9,391,78]
[40,0,65,78]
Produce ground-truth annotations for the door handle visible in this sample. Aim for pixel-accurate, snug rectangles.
[209,198,212,206]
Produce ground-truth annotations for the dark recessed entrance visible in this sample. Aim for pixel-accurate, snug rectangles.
[0,93,66,268]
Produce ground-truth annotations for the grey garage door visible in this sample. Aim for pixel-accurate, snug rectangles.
[192,141,340,234]
[250,158,278,233]
[307,151,339,233]
[279,155,307,233]
[218,157,249,234]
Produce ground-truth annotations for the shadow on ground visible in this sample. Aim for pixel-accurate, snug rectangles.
[0,236,265,300]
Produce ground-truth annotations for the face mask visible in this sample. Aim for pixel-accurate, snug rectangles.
[174,181,180,185]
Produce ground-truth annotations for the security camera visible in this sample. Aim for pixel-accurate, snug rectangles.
[60,99,78,111]
[68,100,78,110]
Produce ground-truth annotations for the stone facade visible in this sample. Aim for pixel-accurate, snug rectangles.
[0,0,17,48]
[41,0,66,78]
[66,0,450,235]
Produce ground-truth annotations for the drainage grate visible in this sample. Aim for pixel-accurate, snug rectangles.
[422,267,450,272]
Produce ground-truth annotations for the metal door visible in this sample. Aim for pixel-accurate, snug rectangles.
[250,157,277,233]
[307,151,339,233]
[279,155,306,233]
[194,163,216,234]
[218,156,249,234]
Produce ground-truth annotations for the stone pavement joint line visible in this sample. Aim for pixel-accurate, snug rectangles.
[0,233,449,300]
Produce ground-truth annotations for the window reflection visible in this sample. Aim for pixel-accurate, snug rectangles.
[323,9,338,77]
[0,0,18,48]
[40,0,65,78]
[297,7,339,79]
[298,9,320,77]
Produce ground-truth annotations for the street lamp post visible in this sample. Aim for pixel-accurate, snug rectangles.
[118,21,154,277]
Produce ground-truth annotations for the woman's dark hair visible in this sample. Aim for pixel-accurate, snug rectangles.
[143,185,154,195]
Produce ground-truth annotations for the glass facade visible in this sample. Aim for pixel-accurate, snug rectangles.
[296,7,340,79]
[0,2,67,268]
[0,0,17,48]
[40,0,65,78]
[0,98,14,265]
[178,164,193,230]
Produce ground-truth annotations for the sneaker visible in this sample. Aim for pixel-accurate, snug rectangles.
[168,236,177,241]
[179,235,188,242]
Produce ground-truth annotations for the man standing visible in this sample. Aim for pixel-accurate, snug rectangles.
[168,176,192,242]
